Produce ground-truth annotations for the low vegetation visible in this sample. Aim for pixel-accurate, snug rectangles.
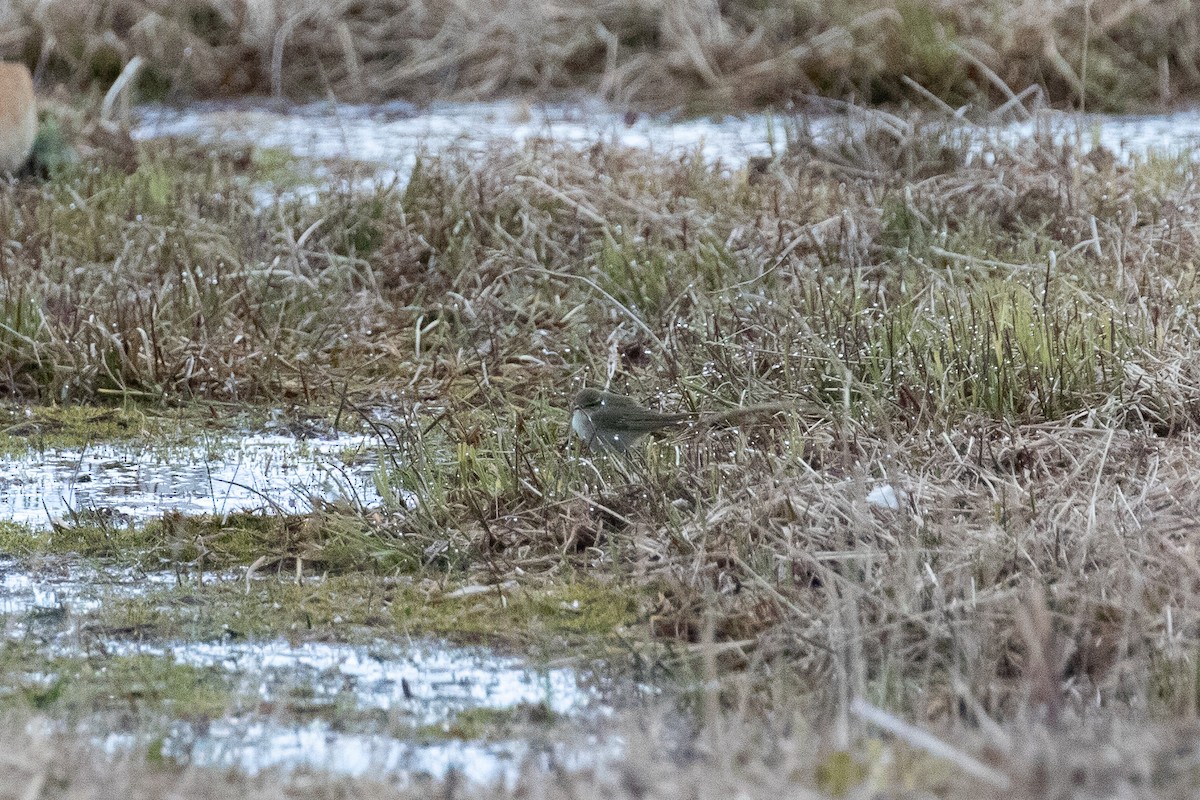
[6,99,1200,793]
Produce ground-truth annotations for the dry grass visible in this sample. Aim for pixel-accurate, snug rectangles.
[9,106,1200,792]
[1,0,1199,112]
[364,119,1200,749]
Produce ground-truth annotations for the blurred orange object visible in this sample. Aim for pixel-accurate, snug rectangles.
[0,62,35,173]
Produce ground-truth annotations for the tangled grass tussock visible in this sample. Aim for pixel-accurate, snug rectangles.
[4,0,1200,112]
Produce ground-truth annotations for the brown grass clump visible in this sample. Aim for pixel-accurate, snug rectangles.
[2,0,1200,112]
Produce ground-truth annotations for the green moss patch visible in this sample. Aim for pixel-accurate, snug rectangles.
[75,574,640,646]
[0,644,230,719]
[0,404,153,452]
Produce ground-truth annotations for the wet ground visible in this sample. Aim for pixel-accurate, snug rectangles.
[133,99,781,184]
[133,99,1200,190]
[18,96,1200,784]
[1,550,636,783]
[0,424,633,783]
[0,434,386,530]
[101,636,619,783]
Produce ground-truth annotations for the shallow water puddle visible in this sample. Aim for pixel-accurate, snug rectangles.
[134,100,1200,193]
[0,557,631,782]
[102,638,616,782]
[2,560,603,724]
[133,639,595,720]
[133,98,782,179]
[0,556,185,616]
[0,433,387,530]
[107,719,614,784]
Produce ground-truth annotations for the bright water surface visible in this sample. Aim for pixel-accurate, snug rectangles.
[105,638,612,783]
[133,99,1200,187]
[1,555,626,784]
[133,98,781,182]
[0,434,385,530]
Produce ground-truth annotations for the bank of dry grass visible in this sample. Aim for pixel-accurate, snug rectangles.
[1,0,1198,112]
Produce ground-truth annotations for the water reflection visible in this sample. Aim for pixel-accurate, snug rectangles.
[0,434,385,529]
[133,99,782,182]
[1,557,630,783]
[107,637,613,782]
[134,99,1200,191]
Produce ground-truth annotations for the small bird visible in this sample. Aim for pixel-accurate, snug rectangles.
[570,388,694,453]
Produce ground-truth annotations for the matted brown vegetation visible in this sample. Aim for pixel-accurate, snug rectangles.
[2,0,1200,112]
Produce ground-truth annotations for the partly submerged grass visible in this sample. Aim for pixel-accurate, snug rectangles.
[76,573,639,644]
[0,646,231,720]
[0,403,152,452]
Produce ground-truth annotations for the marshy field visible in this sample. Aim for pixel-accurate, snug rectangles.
[6,1,1200,798]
